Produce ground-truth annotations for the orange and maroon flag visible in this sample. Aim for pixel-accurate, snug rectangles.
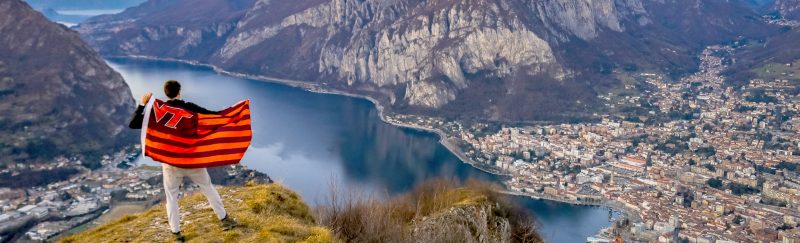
[141,99,252,168]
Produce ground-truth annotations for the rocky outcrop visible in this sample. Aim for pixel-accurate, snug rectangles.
[412,202,514,242]
[0,0,136,165]
[79,0,776,121]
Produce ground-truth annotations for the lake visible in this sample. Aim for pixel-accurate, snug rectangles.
[111,58,616,243]
[55,9,124,16]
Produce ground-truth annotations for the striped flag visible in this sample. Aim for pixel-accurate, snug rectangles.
[141,99,252,168]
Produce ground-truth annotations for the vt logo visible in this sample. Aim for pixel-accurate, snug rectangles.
[153,102,194,129]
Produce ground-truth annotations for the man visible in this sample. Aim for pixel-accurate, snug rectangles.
[129,80,236,242]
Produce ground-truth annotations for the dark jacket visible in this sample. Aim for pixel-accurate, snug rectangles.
[128,99,218,129]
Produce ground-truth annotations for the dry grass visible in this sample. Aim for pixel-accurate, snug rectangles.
[315,178,543,243]
[61,179,542,243]
[60,182,333,243]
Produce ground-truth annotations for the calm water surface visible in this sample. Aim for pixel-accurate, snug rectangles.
[55,9,124,16]
[110,58,616,243]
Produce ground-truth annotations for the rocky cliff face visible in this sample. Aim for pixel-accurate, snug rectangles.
[411,201,517,242]
[79,0,775,121]
[0,0,136,164]
[222,0,568,109]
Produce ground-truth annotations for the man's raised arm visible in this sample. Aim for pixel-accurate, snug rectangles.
[129,92,152,129]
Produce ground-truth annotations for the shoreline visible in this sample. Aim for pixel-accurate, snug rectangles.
[107,55,635,230]
[109,55,513,179]
[500,189,641,222]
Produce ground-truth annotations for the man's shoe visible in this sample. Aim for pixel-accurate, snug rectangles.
[172,231,186,242]
[220,214,238,231]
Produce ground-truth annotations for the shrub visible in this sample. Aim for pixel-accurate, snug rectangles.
[706,178,723,189]
[25,138,58,160]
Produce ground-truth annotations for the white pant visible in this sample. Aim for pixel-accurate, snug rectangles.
[162,164,227,233]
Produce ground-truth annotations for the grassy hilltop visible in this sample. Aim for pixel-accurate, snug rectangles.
[62,180,542,243]
[61,183,332,243]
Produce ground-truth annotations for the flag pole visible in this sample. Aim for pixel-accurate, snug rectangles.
[140,98,155,156]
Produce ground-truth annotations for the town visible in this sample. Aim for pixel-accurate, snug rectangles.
[387,45,800,242]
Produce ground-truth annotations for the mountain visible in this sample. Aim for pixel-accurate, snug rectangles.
[0,0,136,166]
[61,181,541,243]
[78,0,777,122]
[722,0,800,84]
[727,27,800,82]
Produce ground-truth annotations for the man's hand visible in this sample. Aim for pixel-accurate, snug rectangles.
[140,92,153,106]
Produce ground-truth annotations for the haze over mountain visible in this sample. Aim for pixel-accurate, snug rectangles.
[25,0,145,10]
[22,0,144,26]
[78,0,790,122]
[0,0,136,167]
